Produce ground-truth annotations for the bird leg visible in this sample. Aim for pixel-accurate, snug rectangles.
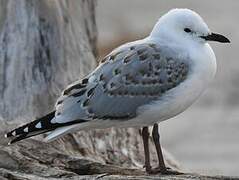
[152,123,167,173]
[142,126,151,173]
[152,123,183,175]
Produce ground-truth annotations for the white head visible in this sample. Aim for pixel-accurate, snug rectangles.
[150,9,230,45]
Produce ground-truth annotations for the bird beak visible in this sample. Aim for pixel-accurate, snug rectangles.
[201,32,230,43]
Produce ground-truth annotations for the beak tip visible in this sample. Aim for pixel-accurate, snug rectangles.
[225,38,230,43]
[219,35,230,43]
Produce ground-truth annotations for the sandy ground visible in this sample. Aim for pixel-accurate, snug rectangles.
[96,0,239,176]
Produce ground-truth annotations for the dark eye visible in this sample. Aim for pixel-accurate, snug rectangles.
[184,28,192,33]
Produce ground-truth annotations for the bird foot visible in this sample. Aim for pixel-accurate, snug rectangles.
[143,165,152,174]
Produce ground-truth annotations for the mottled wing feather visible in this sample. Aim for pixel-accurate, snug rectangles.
[55,42,188,123]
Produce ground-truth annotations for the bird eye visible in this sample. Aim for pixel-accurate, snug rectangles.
[184,28,192,33]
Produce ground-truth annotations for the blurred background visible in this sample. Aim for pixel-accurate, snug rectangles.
[96,0,239,176]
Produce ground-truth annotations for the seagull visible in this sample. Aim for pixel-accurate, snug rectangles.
[5,9,230,174]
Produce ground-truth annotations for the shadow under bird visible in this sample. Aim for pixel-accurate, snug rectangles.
[5,8,230,174]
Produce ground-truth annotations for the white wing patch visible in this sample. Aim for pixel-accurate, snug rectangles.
[35,122,42,129]
[23,127,29,133]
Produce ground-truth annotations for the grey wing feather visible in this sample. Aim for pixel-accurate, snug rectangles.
[54,42,189,123]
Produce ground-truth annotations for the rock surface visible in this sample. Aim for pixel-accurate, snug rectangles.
[0,139,237,180]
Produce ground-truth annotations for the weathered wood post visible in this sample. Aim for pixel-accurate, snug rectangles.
[0,1,177,179]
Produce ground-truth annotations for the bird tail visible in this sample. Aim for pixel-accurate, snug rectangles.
[4,111,87,145]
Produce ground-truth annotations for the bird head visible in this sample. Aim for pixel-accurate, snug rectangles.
[150,9,230,45]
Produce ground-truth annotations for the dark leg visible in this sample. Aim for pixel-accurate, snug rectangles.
[142,126,151,173]
[152,123,167,173]
[152,123,183,175]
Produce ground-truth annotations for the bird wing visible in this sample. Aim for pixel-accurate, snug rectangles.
[54,41,189,123]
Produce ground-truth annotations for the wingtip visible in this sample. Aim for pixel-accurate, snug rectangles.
[4,133,8,138]
[4,131,15,138]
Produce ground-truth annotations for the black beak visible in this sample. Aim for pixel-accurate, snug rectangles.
[201,32,230,43]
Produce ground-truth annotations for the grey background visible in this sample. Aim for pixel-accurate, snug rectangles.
[96,0,239,176]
